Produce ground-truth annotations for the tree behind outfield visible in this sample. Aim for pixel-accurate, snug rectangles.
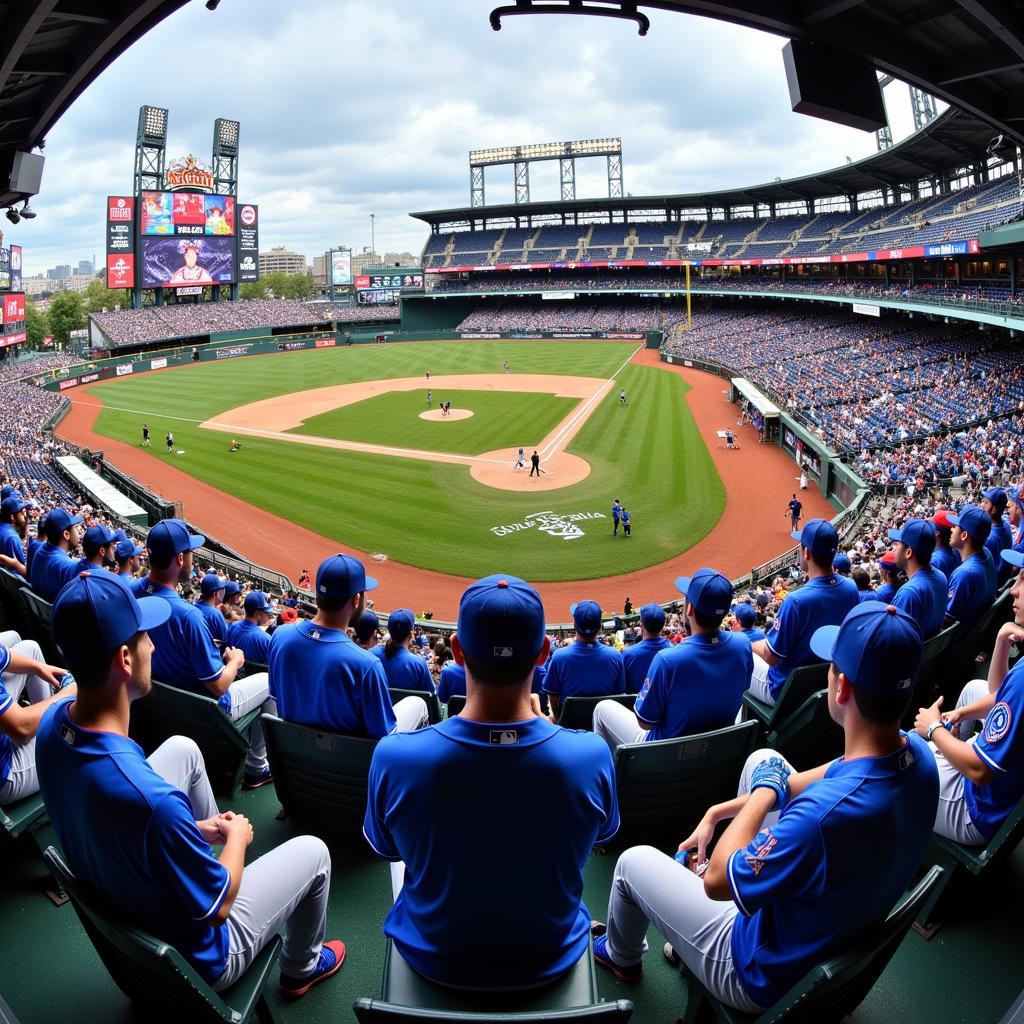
[26,299,49,349]
[48,292,87,345]
[238,271,314,302]
[83,278,130,313]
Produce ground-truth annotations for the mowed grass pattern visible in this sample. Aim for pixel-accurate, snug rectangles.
[291,389,580,455]
[82,341,725,581]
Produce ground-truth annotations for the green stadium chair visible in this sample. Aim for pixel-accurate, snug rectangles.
[612,721,759,850]
[914,791,1024,938]
[444,694,466,717]
[43,846,285,1024]
[0,566,32,639]
[742,661,829,737]
[262,713,377,838]
[128,680,262,797]
[674,865,944,1024]
[353,938,633,1023]
[0,791,47,843]
[767,690,844,772]
[389,687,443,725]
[901,620,959,729]
[18,587,63,665]
[937,589,1012,706]
[558,694,636,731]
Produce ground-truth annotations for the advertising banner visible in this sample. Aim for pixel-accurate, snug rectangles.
[9,245,21,292]
[355,271,423,291]
[140,236,235,288]
[2,293,25,323]
[0,248,9,291]
[106,196,135,288]
[331,251,352,286]
[237,203,259,283]
[851,302,881,317]
[106,254,135,289]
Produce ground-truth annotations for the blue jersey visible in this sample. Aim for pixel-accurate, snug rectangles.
[728,734,938,1008]
[269,619,395,738]
[931,546,961,581]
[985,518,1014,574]
[873,581,899,604]
[225,619,271,665]
[890,567,947,639]
[36,698,230,984]
[370,644,435,694]
[963,660,1024,840]
[0,646,13,783]
[193,600,226,643]
[635,632,752,742]
[28,541,79,602]
[0,523,24,569]
[857,589,878,603]
[363,715,618,988]
[621,637,670,694]
[764,575,859,698]
[945,553,997,637]
[130,578,227,709]
[543,641,626,700]
[741,626,766,643]
[436,662,467,704]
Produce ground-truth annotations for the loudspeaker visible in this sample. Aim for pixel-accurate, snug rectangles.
[9,151,44,196]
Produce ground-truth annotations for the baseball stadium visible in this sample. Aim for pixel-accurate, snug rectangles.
[1,2,1024,1023]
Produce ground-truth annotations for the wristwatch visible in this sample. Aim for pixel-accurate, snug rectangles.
[926,719,951,742]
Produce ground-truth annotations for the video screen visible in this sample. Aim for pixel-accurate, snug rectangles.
[141,191,236,236]
[140,236,236,288]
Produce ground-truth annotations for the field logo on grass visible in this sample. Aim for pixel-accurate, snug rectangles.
[490,510,606,541]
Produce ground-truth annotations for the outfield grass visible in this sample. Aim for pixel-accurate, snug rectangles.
[291,389,580,455]
[82,341,726,582]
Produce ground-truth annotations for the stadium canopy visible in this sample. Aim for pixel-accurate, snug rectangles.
[730,378,779,420]
[0,0,189,209]
[412,108,1008,229]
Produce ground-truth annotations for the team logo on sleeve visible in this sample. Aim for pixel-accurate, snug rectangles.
[744,829,777,876]
[984,702,1012,744]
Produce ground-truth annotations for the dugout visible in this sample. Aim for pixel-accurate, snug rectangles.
[729,377,779,441]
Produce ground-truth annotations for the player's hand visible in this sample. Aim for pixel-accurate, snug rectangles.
[678,815,715,866]
[942,706,964,731]
[224,647,245,668]
[913,696,943,738]
[196,816,228,846]
[218,811,254,847]
[33,661,67,691]
[750,756,792,811]
[995,621,1024,647]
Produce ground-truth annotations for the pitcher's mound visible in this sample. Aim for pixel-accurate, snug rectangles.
[471,449,592,491]
[420,408,473,421]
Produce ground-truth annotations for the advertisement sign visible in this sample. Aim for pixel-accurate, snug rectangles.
[150,357,168,370]
[354,271,423,291]
[356,289,401,305]
[237,204,259,283]
[0,331,26,348]
[315,338,336,348]
[331,251,352,286]
[0,248,9,291]
[165,154,215,192]
[106,196,135,287]
[9,245,21,292]
[2,293,25,324]
[541,290,576,300]
[141,191,235,236]
[116,363,134,376]
[851,302,881,317]
[140,236,235,288]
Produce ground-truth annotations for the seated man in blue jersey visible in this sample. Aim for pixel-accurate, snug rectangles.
[888,518,948,638]
[269,555,428,736]
[40,572,345,998]
[981,487,1013,581]
[115,538,144,580]
[364,573,619,988]
[594,570,752,753]
[436,655,467,705]
[131,520,272,789]
[868,551,902,604]
[622,603,669,694]
[28,507,84,601]
[0,494,31,577]
[1008,487,1024,558]
[914,549,1024,845]
[931,509,962,580]
[0,635,74,802]
[371,609,435,694]
[75,524,118,573]
[832,553,852,579]
[194,573,228,643]
[594,602,938,1012]
[543,600,625,720]
[944,504,997,638]
[732,602,765,643]
[226,591,275,666]
[748,519,859,706]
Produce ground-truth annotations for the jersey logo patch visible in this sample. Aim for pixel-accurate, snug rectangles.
[60,724,76,746]
[309,629,321,639]
[744,829,777,876]
[493,646,513,658]
[984,702,1012,744]
[489,729,519,745]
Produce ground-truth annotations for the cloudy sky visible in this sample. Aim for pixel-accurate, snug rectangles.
[14,0,926,276]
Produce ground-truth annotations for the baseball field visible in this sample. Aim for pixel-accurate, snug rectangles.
[67,339,723,579]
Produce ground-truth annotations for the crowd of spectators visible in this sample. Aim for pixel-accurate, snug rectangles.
[457,300,689,334]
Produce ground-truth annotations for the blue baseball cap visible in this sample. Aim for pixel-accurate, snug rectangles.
[735,603,757,628]
[244,590,275,614]
[886,518,936,562]
[146,519,205,563]
[792,518,839,562]
[53,570,170,661]
[112,529,129,543]
[387,608,415,642]
[983,487,1008,514]
[316,553,377,601]
[0,495,30,520]
[0,485,19,501]
[639,602,665,631]
[200,572,226,595]
[115,539,144,560]
[223,579,241,598]
[45,507,85,542]
[354,610,380,643]
[1007,486,1024,514]
[1002,548,1024,571]
[458,574,546,662]
[675,568,733,619]
[833,553,852,574]
[570,599,602,636]
[947,504,992,546]
[810,601,922,696]
[82,524,117,556]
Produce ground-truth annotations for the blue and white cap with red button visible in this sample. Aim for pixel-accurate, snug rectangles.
[457,574,546,662]
[810,600,923,696]
[52,570,171,661]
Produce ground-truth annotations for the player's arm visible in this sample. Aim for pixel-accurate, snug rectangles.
[987,621,1024,693]
[750,639,782,665]
[914,699,993,785]
[205,648,245,697]
[0,684,76,743]
[0,552,26,576]
[703,788,778,900]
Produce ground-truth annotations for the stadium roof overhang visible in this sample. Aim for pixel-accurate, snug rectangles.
[0,0,190,210]
[411,108,1007,228]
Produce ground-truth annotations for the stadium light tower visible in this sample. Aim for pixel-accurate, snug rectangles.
[134,105,168,193]
[212,118,240,196]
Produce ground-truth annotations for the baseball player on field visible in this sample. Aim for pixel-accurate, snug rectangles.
[514,448,526,471]
[612,499,622,536]
[592,602,938,1013]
